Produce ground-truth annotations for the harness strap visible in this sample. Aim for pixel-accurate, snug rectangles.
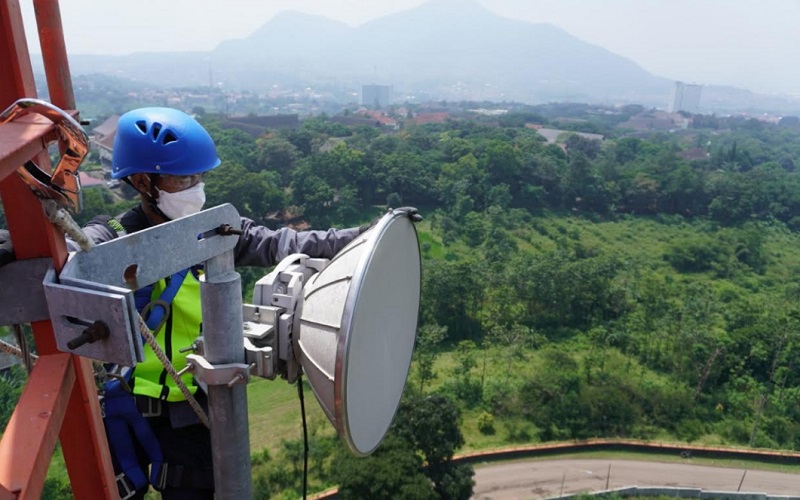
[140,268,190,331]
[104,378,165,490]
[156,463,215,491]
[101,208,207,491]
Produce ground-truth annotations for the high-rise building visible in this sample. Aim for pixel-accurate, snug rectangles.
[362,84,392,109]
[670,81,702,113]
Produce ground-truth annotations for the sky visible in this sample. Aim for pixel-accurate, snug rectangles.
[20,0,800,96]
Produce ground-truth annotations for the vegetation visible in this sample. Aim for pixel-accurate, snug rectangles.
[4,102,800,497]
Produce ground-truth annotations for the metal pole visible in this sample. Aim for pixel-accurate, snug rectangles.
[0,2,116,497]
[202,250,252,499]
[32,0,75,110]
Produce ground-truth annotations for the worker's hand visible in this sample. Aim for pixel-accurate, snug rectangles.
[0,229,15,268]
[394,206,423,223]
[359,207,423,234]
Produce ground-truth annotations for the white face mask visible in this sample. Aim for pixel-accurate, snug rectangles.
[156,182,206,220]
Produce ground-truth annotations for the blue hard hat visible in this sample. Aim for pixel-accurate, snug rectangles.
[111,107,221,179]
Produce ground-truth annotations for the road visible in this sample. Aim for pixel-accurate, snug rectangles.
[471,458,800,499]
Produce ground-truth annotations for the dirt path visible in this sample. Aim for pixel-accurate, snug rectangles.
[471,458,800,499]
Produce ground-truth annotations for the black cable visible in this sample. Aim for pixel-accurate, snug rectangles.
[297,373,309,500]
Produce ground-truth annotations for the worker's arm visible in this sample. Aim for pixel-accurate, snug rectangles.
[232,217,360,267]
[64,215,120,252]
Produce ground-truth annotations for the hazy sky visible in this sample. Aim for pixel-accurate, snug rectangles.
[20,0,799,96]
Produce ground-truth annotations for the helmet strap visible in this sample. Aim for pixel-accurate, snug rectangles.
[124,174,171,222]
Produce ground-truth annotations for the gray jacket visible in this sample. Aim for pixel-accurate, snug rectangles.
[77,205,360,267]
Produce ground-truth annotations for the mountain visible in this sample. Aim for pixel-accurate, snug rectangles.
[58,0,798,112]
[201,0,670,104]
[327,0,668,102]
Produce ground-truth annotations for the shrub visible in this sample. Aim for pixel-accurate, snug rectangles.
[477,412,495,435]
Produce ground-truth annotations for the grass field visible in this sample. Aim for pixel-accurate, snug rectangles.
[247,377,336,452]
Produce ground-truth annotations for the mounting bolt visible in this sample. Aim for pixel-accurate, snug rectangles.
[179,342,199,354]
[67,320,110,350]
[218,224,243,236]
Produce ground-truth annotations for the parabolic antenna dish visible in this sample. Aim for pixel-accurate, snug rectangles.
[296,210,421,455]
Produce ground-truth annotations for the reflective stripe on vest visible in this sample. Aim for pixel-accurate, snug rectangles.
[132,271,203,402]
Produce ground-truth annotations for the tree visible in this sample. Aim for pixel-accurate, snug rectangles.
[74,188,132,226]
[421,259,484,341]
[624,172,659,214]
[394,394,475,500]
[414,323,447,393]
[333,435,436,500]
[480,140,521,188]
[291,143,369,226]
[375,151,438,206]
[519,350,588,439]
[204,162,285,221]
[565,133,601,159]
[252,136,300,182]
[561,152,616,213]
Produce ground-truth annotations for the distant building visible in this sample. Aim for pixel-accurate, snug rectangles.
[361,84,392,109]
[78,172,105,189]
[670,81,702,113]
[91,114,119,173]
[356,110,398,130]
[534,128,604,144]
[331,115,383,128]
[408,112,450,125]
[617,110,690,133]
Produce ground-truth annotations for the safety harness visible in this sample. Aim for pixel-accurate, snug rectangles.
[103,266,189,498]
[92,213,206,498]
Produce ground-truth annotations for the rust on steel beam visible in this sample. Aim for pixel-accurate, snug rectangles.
[0,1,117,498]
[0,485,13,500]
[0,0,37,108]
[58,355,117,500]
[0,353,75,499]
[0,113,58,183]
[32,0,75,110]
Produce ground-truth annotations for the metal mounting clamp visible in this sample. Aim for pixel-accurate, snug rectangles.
[185,354,252,387]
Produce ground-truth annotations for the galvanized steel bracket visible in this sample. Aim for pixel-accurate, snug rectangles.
[59,275,145,364]
[43,267,140,366]
[61,204,240,288]
[43,204,240,366]
[0,258,51,326]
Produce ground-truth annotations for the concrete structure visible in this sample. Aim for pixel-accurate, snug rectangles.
[534,127,604,144]
[361,84,392,109]
[77,172,105,189]
[670,81,703,113]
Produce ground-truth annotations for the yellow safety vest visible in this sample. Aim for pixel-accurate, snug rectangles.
[132,271,203,402]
